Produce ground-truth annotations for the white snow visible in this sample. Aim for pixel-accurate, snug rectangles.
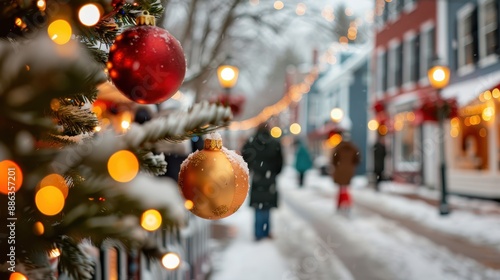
[208,166,500,280]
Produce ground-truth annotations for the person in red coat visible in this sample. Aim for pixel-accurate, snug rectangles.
[331,132,361,214]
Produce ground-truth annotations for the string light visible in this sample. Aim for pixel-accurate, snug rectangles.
[79,4,102,26]
[290,123,301,134]
[296,3,307,15]
[35,186,65,216]
[162,252,181,270]
[48,19,72,45]
[141,209,162,231]
[39,173,69,198]
[0,160,23,195]
[270,127,282,138]
[368,119,379,131]
[274,1,284,10]
[107,150,139,183]
[9,272,28,280]
[37,0,46,11]
[33,221,45,236]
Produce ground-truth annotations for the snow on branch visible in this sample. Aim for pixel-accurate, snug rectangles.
[124,101,232,146]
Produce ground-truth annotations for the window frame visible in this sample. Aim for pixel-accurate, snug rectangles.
[387,39,401,95]
[419,21,434,86]
[478,0,498,67]
[457,3,477,76]
[403,30,417,90]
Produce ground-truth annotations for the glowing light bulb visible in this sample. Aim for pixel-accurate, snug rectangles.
[35,186,65,216]
[162,252,181,270]
[48,19,72,45]
[141,209,162,231]
[79,4,101,26]
[107,150,139,183]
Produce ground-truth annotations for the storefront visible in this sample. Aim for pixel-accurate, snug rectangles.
[444,85,500,198]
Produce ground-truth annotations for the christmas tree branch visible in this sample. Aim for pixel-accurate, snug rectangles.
[125,101,232,146]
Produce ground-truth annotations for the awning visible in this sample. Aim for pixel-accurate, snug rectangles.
[441,70,500,106]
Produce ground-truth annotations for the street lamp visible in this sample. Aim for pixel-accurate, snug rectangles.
[427,62,451,216]
[217,64,239,97]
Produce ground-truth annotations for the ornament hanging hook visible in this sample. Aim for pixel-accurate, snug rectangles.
[136,10,156,26]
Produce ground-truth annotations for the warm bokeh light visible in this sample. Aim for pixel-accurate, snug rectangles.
[121,120,130,130]
[270,126,282,138]
[37,0,46,11]
[50,98,61,111]
[48,19,72,45]
[427,65,450,89]
[450,117,460,127]
[217,65,239,88]
[492,88,500,98]
[107,150,139,183]
[368,119,379,131]
[15,18,23,27]
[141,209,162,231]
[482,107,494,121]
[162,252,181,270]
[9,272,28,280]
[296,3,307,15]
[378,124,388,135]
[394,120,404,131]
[345,7,353,16]
[33,221,45,235]
[172,91,184,100]
[406,112,415,121]
[35,186,65,216]
[483,90,492,100]
[330,108,344,122]
[450,127,459,138]
[327,134,343,148]
[479,128,487,137]
[184,200,194,210]
[339,36,349,44]
[289,123,301,135]
[49,248,61,258]
[79,4,101,26]
[39,173,69,198]
[0,160,23,195]
[274,1,284,10]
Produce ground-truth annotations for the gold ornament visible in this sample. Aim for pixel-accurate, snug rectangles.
[178,137,249,219]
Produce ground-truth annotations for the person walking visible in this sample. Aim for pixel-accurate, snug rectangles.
[373,135,387,192]
[331,132,361,215]
[242,123,284,241]
[294,138,313,188]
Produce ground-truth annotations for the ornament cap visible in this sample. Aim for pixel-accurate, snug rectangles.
[204,139,223,150]
[136,11,156,26]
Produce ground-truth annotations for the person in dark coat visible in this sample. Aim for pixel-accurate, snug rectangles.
[372,135,387,191]
[331,133,361,213]
[241,123,283,240]
[294,139,313,187]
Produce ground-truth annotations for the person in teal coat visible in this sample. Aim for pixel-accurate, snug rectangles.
[294,139,313,187]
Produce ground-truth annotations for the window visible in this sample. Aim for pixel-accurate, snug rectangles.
[412,35,420,83]
[457,4,477,73]
[419,24,435,82]
[479,0,498,64]
[396,44,403,88]
[403,32,419,87]
[388,41,401,92]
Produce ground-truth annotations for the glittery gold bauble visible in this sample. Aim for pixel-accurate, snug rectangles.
[178,138,249,220]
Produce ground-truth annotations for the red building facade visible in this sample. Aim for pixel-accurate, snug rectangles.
[371,0,442,185]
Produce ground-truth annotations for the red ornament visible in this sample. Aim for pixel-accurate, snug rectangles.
[107,13,186,104]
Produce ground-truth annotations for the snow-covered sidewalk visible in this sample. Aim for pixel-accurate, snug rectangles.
[208,166,500,280]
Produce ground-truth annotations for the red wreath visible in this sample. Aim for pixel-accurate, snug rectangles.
[211,94,246,117]
[418,96,458,122]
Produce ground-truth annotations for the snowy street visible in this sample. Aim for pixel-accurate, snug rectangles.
[208,167,500,280]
